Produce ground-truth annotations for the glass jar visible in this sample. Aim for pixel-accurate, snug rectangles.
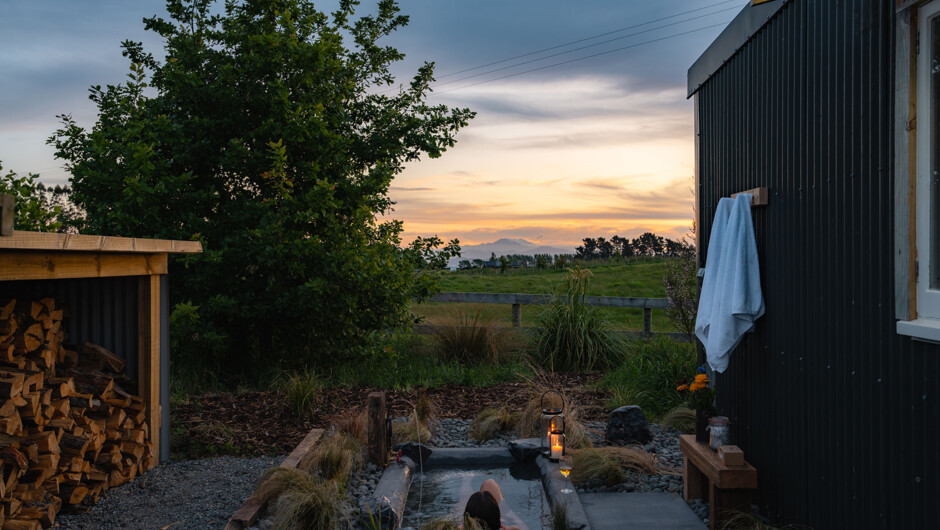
[708,416,730,451]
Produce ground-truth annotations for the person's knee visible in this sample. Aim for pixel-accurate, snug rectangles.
[479,479,503,502]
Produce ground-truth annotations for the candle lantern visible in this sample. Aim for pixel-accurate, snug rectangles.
[549,429,565,462]
[539,390,565,457]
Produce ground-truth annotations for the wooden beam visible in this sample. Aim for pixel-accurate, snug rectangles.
[138,275,162,464]
[0,231,202,254]
[0,252,167,281]
[729,187,769,206]
[225,428,325,530]
[367,392,387,466]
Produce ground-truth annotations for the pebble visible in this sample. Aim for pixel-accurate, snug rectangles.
[56,455,282,530]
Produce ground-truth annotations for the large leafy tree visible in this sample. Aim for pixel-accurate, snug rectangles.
[49,0,473,378]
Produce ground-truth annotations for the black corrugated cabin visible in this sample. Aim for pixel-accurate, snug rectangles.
[689,1,938,528]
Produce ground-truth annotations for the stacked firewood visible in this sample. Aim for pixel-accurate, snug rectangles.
[0,298,153,529]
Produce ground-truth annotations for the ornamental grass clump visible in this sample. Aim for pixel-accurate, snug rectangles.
[276,368,322,420]
[391,418,432,445]
[433,309,511,365]
[661,406,696,434]
[569,448,624,486]
[534,266,624,372]
[308,431,366,484]
[471,407,520,441]
[253,467,347,530]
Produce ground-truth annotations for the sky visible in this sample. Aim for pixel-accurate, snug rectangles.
[0,0,741,248]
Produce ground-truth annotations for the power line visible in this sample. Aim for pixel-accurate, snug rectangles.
[435,21,732,94]
[430,5,741,90]
[436,0,742,80]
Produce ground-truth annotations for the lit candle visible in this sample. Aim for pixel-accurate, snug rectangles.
[550,433,563,460]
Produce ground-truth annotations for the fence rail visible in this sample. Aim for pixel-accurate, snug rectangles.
[427,291,672,334]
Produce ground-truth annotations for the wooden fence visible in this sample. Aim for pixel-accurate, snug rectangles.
[425,292,690,341]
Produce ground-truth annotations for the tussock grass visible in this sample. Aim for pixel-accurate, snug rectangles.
[552,502,571,530]
[433,309,513,365]
[333,409,368,446]
[391,418,431,445]
[596,446,662,475]
[661,406,696,434]
[415,392,437,425]
[534,266,625,372]
[570,446,665,487]
[471,407,520,441]
[308,431,366,483]
[569,448,624,486]
[252,467,347,530]
[270,476,344,530]
[515,370,593,449]
[276,368,322,420]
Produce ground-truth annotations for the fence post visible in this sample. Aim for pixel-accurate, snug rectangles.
[367,391,387,465]
[0,193,13,237]
[512,303,521,327]
[643,307,652,337]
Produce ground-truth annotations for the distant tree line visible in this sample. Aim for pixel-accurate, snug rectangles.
[575,232,693,260]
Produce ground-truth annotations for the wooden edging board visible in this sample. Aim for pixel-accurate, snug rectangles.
[225,428,325,530]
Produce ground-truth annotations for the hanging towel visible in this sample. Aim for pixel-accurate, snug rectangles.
[694,193,764,373]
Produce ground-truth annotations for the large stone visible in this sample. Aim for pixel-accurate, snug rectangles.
[392,441,432,463]
[606,405,652,445]
[507,438,543,462]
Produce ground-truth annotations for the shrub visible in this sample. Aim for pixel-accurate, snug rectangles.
[271,476,345,530]
[534,267,624,371]
[552,502,571,530]
[276,368,322,420]
[332,409,368,446]
[599,336,695,420]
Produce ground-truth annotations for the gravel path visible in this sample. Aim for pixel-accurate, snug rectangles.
[56,456,281,530]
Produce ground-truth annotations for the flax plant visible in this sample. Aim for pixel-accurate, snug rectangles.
[534,267,623,372]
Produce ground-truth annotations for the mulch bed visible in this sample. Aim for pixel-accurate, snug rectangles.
[171,373,611,459]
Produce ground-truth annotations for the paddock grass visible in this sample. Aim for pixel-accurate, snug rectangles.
[413,259,678,332]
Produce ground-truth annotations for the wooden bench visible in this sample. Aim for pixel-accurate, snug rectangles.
[679,434,757,529]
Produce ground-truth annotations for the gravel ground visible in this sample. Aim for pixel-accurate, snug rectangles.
[56,456,281,530]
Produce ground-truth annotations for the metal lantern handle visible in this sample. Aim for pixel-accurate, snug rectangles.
[540,389,565,411]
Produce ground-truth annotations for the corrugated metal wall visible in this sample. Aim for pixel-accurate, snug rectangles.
[0,277,139,379]
[696,1,939,528]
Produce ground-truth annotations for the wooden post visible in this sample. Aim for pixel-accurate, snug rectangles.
[138,275,162,464]
[367,392,387,466]
[512,303,521,327]
[643,307,652,336]
[0,193,13,237]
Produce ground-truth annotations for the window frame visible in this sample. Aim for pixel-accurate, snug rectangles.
[896,0,940,342]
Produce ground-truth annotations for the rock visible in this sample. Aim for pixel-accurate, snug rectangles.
[393,441,433,463]
[606,405,652,445]
[508,438,543,462]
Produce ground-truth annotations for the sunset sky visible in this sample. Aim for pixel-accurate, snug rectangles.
[0,0,740,248]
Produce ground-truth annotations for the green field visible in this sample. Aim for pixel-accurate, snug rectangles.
[412,259,679,331]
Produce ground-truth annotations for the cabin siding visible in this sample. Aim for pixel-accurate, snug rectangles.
[695,1,938,527]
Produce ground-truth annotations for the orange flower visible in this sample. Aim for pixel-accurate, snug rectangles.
[676,384,689,391]
[694,374,709,384]
[690,382,705,392]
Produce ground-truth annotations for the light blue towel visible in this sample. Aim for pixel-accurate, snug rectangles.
[694,193,765,373]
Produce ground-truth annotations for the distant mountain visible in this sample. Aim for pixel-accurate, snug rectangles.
[446,238,573,268]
